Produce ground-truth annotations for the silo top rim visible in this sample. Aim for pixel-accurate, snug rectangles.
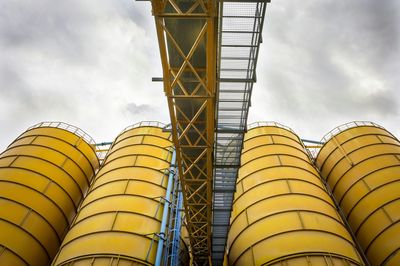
[247,121,295,133]
[28,121,96,145]
[121,121,167,133]
[320,121,384,143]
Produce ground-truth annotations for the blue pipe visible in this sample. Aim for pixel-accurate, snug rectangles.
[171,191,182,266]
[155,150,176,266]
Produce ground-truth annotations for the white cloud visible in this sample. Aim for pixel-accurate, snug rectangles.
[0,0,399,151]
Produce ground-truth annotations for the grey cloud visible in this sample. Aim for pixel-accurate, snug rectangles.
[251,0,400,140]
[0,65,36,108]
[125,102,157,115]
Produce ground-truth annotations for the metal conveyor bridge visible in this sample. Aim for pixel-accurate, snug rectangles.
[150,0,270,264]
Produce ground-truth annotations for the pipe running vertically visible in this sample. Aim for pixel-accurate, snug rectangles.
[155,150,176,266]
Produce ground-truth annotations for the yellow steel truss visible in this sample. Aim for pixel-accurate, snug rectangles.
[151,0,217,263]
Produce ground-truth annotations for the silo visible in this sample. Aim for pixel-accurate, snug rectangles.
[315,121,400,265]
[227,122,364,265]
[0,122,99,265]
[52,121,187,265]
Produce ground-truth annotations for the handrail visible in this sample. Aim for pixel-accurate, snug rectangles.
[28,121,96,145]
[320,121,384,143]
[247,121,295,134]
[121,121,167,133]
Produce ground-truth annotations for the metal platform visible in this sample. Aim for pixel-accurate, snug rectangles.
[212,1,270,264]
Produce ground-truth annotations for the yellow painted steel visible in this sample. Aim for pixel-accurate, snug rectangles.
[227,124,364,265]
[316,122,400,266]
[52,123,179,265]
[151,1,217,261]
[0,122,99,265]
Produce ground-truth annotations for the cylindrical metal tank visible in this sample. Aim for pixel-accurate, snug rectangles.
[227,122,364,265]
[315,121,400,266]
[52,121,183,265]
[0,121,99,265]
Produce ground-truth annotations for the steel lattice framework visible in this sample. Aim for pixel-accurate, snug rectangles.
[151,0,217,263]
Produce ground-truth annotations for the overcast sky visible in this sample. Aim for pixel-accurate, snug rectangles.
[0,0,399,151]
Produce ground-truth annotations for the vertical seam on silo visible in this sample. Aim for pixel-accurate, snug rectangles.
[361,179,371,191]
[332,136,354,166]
[42,179,52,194]
[285,179,292,193]
[123,180,130,194]
[8,155,19,166]
[19,209,32,227]
[306,255,311,265]
[277,154,282,166]
[376,135,384,143]
[328,253,334,265]
[60,156,69,169]
[381,207,394,223]
[146,235,156,262]
[29,135,39,144]
[0,246,5,260]
[111,211,119,230]
[297,211,305,229]
[250,245,256,266]
[73,136,83,148]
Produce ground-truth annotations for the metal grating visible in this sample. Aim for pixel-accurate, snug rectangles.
[212,1,270,264]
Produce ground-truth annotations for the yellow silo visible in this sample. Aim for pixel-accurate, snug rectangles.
[227,122,364,265]
[315,121,400,266]
[52,121,187,265]
[0,122,99,265]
